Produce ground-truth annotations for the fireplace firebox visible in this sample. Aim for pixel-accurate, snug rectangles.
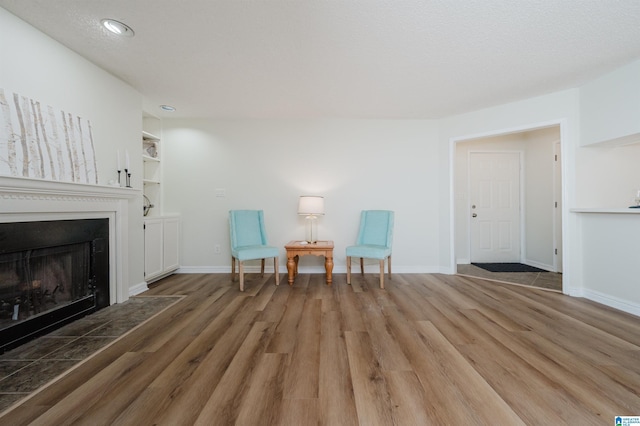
[0,219,109,353]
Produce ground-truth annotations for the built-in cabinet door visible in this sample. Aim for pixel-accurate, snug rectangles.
[163,217,180,272]
[144,218,164,280]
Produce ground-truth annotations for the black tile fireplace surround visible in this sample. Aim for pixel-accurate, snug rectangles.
[0,219,109,354]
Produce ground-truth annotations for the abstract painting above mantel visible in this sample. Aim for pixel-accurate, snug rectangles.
[0,89,98,184]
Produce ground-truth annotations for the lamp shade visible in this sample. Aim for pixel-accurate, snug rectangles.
[298,196,325,215]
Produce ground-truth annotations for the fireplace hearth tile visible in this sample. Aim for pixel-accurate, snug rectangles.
[0,360,31,378]
[47,336,116,360]
[0,295,182,413]
[0,394,25,410]
[87,320,145,337]
[0,359,78,392]
[0,337,76,361]
[47,318,109,337]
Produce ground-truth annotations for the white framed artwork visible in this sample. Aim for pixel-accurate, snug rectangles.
[0,89,98,184]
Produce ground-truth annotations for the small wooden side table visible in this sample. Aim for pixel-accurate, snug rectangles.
[284,240,334,285]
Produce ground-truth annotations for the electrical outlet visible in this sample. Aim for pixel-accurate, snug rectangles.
[214,244,221,254]
[215,188,226,198]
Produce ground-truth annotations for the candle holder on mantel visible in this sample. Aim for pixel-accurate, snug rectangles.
[117,169,122,186]
[125,169,132,188]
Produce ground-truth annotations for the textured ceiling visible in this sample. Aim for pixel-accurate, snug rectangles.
[2,0,640,119]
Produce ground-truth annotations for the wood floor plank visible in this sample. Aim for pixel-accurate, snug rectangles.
[355,287,413,371]
[191,321,276,424]
[336,280,368,332]
[463,307,635,420]
[29,352,149,425]
[143,293,270,425]
[345,330,396,425]
[233,352,288,426]
[278,398,319,426]
[1,272,639,425]
[414,320,526,425]
[318,308,359,426]
[384,370,432,425]
[457,340,585,424]
[68,332,198,425]
[283,298,321,399]
[266,287,307,354]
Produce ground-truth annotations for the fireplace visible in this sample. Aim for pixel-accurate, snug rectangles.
[0,219,110,353]
[0,175,138,355]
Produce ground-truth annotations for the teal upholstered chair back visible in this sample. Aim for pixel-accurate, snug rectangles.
[346,210,394,288]
[228,210,279,291]
[229,210,268,250]
[356,210,394,248]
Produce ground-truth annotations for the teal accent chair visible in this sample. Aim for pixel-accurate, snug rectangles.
[229,210,280,291]
[346,210,394,288]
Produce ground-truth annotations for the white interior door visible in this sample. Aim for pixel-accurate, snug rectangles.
[469,152,521,263]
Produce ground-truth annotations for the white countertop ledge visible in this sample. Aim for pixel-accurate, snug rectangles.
[570,207,640,214]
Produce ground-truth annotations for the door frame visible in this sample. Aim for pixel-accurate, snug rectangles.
[553,140,563,273]
[449,119,567,293]
[467,150,525,264]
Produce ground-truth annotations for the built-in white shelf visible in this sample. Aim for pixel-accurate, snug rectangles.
[142,118,162,217]
[142,130,160,141]
[143,155,160,163]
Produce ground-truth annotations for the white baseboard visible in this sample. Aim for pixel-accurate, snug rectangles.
[129,281,149,297]
[522,259,555,272]
[177,265,441,274]
[582,289,640,318]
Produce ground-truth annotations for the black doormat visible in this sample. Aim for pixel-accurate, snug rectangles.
[472,263,546,273]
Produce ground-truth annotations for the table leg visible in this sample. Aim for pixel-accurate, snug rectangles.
[325,253,333,285]
[287,255,296,285]
[287,254,296,285]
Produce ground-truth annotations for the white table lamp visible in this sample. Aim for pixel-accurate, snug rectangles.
[298,196,325,243]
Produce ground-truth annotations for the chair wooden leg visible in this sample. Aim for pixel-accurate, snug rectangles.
[231,257,236,281]
[347,256,351,285]
[360,258,364,275]
[379,260,385,289]
[388,255,392,280]
[274,257,280,285]
[239,261,245,291]
[261,259,265,277]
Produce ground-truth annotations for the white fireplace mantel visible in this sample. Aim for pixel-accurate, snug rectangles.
[0,176,140,304]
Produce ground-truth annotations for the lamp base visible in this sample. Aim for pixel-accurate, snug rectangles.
[305,216,318,243]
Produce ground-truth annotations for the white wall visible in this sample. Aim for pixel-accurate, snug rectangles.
[0,8,145,293]
[580,59,640,146]
[577,213,640,316]
[161,119,441,273]
[575,142,640,207]
[571,61,640,315]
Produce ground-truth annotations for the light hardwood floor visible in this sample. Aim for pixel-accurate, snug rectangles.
[1,272,639,425]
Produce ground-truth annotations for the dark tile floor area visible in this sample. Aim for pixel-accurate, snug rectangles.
[457,263,562,291]
[0,295,181,413]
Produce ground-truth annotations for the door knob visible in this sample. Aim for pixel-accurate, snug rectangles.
[472,213,477,218]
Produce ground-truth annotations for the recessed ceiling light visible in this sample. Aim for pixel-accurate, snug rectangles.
[160,105,176,112]
[101,19,135,37]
